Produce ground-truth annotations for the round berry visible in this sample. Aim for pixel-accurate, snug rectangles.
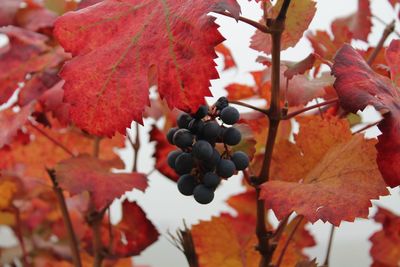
[203,172,221,188]
[193,140,213,160]
[166,127,178,145]
[220,106,239,125]
[177,113,192,129]
[216,159,236,178]
[177,174,197,196]
[175,152,194,175]
[194,105,208,119]
[193,184,214,204]
[215,97,229,111]
[173,129,194,149]
[231,151,249,170]
[167,150,182,169]
[188,119,204,134]
[223,127,241,146]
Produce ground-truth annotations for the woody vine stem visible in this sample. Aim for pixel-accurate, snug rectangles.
[251,1,291,266]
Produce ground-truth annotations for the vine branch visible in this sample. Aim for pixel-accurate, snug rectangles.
[30,123,74,157]
[47,169,82,267]
[127,124,141,172]
[252,1,292,266]
[282,98,338,120]
[229,100,269,115]
[214,11,270,33]
[367,20,395,65]
[276,216,303,267]
[323,225,335,266]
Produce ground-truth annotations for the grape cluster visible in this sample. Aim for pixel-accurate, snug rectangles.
[166,97,250,204]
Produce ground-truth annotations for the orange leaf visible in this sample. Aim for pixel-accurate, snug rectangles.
[261,116,388,225]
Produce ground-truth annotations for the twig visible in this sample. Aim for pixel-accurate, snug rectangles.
[214,11,270,33]
[229,100,269,115]
[13,206,29,267]
[371,15,400,37]
[367,20,395,65]
[93,137,101,158]
[47,169,82,267]
[90,135,106,267]
[275,216,303,267]
[323,225,335,266]
[282,98,338,120]
[352,121,380,135]
[167,221,199,267]
[30,123,74,157]
[127,124,141,172]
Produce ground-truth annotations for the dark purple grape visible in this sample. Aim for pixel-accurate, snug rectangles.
[231,151,249,170]
[203,172,221,188]
[175,153,194,174]
[194,105,208,119]
[177,113,192,129]
[193,184,214,204]
[215,97,229,111]
[188,119,204,134]
[223,127,241,146]
[166,127,178,145]
[220,106,239,125]
[216,159,236,178]
[207,149,221,166]
[177,174,197,196]
[201,121,221,142]
[192,140,213,160]
[167,150,182,169]
[173,129,193,149]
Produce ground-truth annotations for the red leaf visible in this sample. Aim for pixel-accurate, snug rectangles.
[370,207,400,267]
[284,53,316,80]
[149,125,179,182]
[331,0,372,41]
[386,39,400,86]
[54,155,148,210]
[215,43,236,70]
[0,0,22,26]
[16,5,57,32]
[109,200,159,257]
[332,44,400,187]
[53,0,240,136]
[38,81,71,125]
[0,26,64,105]
[0,103,33,149]
[261,116,388,225]
[251,0,316,54]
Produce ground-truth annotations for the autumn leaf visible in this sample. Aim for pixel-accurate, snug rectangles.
[0,26,64,105]
[54,0,241,136]
[272,216,316,267]
[192,216,259,267]
[370,207,400,267]
[0,0,21,26]
[251,0,316,54]
[261,116,388,225]
[0,103,34,149]
[331,0,372,41]
[332,44,400,187]
[54,155,147,210]
[149,124,179,182]
[385,39,400,86]
[108,200,159,258]
[1,124,125,180]
[215,43,236,70]
[284,53,316,80]
[0,176,23,209]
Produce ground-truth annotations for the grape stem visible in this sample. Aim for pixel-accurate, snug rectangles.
[275,216,304,267]
[282,98,338,120]
[367,20,395,65]
[323,225,335,266]
[251,1,292,266]
[214,11,271,33]
[229,100,269,115]
[47,169,82,267]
